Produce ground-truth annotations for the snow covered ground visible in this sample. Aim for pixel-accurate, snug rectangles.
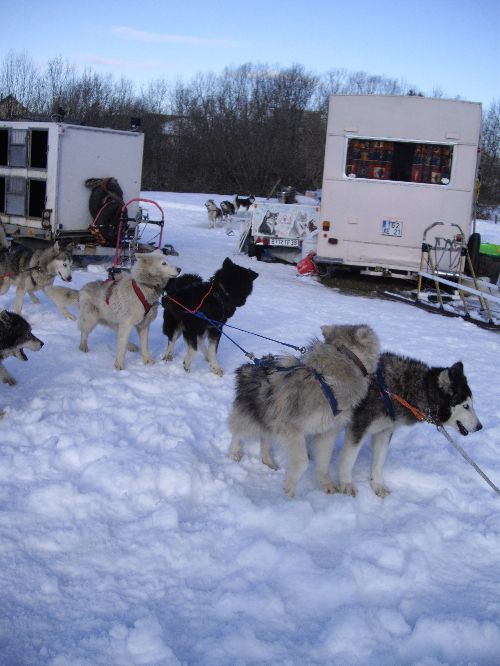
[1,193,499,666]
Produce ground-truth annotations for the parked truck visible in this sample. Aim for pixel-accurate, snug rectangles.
[0,120,144,254]
[314,95,482,277]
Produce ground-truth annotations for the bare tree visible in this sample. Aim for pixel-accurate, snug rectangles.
[0,50,42,114]
[479,99,500,208]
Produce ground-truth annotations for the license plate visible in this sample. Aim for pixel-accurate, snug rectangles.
[269,238,299,247]
[382,220,403,237]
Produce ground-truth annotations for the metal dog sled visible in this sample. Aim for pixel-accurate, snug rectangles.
[385,222,500,330]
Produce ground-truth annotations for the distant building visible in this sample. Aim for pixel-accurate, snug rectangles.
[0,95,30,120]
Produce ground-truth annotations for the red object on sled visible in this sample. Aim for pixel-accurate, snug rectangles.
[296,251,319,276]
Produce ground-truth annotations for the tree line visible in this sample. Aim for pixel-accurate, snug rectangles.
[1,50,498,210]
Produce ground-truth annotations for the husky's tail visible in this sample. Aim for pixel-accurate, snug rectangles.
[44,285,80,320]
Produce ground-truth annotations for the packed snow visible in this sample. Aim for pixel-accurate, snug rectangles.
[1,192,499,666]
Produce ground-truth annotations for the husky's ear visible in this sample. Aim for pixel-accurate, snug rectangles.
[53,241,60,252]
[448,361,464,384]
[248,268,259,281]
[320,324,334,341]
[0,310,11,325]
[354,324,375,344]
[223,257,234,269]
[438,368,452,393]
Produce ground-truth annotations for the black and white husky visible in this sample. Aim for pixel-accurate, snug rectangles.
[337,352,483,497]
[220,200,235,218]
[162,258,258,376]
[233,194,255,212]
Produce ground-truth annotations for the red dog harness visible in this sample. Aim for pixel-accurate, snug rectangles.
[104,279,153,314]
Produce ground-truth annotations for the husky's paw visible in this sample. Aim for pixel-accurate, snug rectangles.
[182,361,191,373]
[79,342,89,353]
[143,356,155,366]
[283,481,296,499]
[371,482,391,498]
[262,456,279,471]
[211,366,224,377]
[62,310,76,321]
[2,377,16,386]
[127,343,139,352]
[114,360,124,371]
[338,483,357,497]
[162,352,173,362]
[321,480,338,495]
[229,447,243,462]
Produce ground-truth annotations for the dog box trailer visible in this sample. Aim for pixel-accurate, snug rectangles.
[0,121,144,254]
[246,200,320,261]
[315,95,482,278]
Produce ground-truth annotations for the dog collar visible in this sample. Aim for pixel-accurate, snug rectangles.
[336,343,369,376]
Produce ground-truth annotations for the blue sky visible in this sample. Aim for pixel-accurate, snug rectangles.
[3,0,499,108]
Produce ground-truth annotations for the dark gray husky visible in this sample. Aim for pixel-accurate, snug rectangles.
[228,324,380,498]
[337,352,483,497]
[0,310,44,416]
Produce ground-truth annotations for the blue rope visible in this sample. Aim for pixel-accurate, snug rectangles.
[193,310,305,355]
[251,356,340,416]
[375,358,395,421]
[194,311,252,357]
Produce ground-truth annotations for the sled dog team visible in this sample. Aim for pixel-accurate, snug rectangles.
[0,240,482,498]
[205,195,255,228]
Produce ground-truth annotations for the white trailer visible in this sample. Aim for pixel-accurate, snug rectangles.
[315,95,482,277]
[0,121,144,253]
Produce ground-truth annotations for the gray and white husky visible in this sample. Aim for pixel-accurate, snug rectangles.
[204,200,222,228]
[0,310,44,416]
[0,240,73,316]
[55,251,180,370]
[337,352,483,498]
[229,324,380,498]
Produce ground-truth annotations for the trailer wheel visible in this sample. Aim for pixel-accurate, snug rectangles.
[248,242,264,260]
[466,232,481,275]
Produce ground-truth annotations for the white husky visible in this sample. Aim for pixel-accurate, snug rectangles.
[56,251,180,370]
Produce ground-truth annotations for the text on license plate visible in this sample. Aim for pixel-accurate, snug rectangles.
[382,220,403,237]
[269,238,299,247]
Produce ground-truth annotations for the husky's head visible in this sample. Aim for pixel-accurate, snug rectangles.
[133,250,181,287]
[213,257,258,307]
[321,323,380,376]
[0,310,44,361]
[437,362,482,436]
[46,242,73,282]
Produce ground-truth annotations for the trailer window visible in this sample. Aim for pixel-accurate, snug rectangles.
[5,176,26,216]
[28,179,46,217]
[0,130,7,166]
[0,177,5,212]
[30,130,48,168]
[345,139,453,185]
[8,129,28,167]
